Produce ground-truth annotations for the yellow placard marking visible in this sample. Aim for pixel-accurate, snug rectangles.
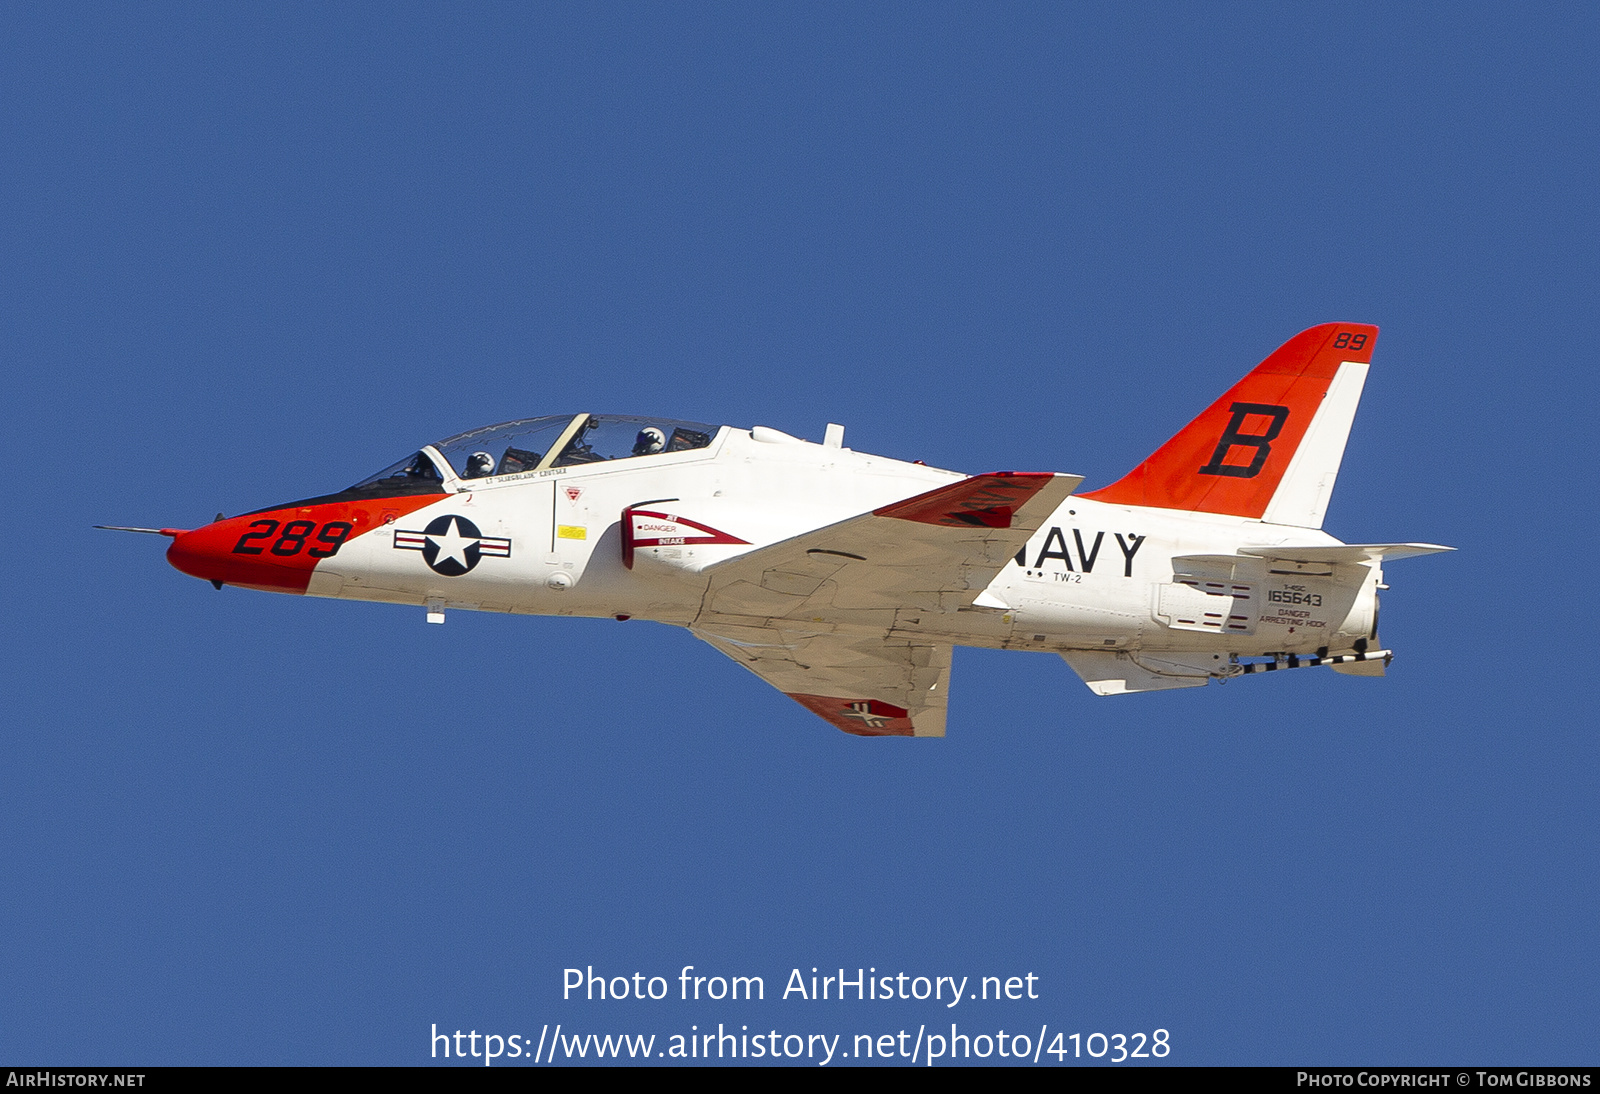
[557,525,587,541]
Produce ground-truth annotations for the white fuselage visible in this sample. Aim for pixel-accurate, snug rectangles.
[306,426,1377,659]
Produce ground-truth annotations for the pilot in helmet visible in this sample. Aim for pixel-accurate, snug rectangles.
[632,427,667,457]
[465,451,496,478]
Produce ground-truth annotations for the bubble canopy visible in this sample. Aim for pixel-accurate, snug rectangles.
[347,414,720,495]
[433,414,573,478]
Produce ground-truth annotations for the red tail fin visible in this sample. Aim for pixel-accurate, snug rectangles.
[1079,323,1379,519]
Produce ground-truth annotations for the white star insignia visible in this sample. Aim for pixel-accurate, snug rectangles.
[427,516,478,569]
[840,702,888,729]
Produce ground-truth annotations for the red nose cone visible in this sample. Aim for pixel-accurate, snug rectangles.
[165,494,444,592]
[166,518,316,593]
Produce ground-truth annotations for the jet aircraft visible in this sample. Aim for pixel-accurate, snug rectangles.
[105,323,1451,736]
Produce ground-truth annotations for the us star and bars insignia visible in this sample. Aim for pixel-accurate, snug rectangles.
[786,694,915,737]
[393,514,511,577]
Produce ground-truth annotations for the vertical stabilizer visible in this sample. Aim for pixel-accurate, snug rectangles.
[1080,324,1377,524]
[1259,356,1368,528]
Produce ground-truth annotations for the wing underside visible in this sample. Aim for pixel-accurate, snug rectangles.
[689,471,1081,735]
[692,625,952,736]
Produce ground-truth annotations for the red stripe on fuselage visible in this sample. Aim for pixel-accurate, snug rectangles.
[166,494,443,593]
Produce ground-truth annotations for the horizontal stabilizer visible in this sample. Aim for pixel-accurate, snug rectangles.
[1061,650,1222,695]
[1067,647,1397,694]
[1239,543,1454,565]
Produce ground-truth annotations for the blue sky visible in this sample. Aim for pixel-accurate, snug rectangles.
[3,3,1596,1065]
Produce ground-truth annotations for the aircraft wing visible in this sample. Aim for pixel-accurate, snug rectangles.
[688,471,1079,736]
[696,471,1081,625]
[691,624,953,736]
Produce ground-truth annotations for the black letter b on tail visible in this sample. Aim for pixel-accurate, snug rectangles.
[1198,402,1290,478]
